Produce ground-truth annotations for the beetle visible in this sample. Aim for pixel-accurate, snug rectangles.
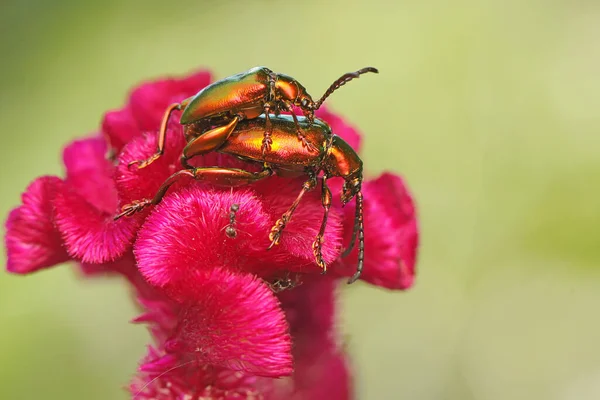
[116,114,365,284]
[128,66,378,169]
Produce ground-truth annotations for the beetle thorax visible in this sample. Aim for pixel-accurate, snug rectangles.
[274,75,303,103]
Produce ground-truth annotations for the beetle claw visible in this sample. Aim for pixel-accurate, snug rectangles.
[312,239,327,273]
[267,238,279,250]
[261,136,273,155]
[268,231,281,249]
[298,134,319,153]
[268,218,286,248]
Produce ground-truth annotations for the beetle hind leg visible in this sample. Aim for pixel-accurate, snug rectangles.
[180,116,240,168]
[114,165,273,221]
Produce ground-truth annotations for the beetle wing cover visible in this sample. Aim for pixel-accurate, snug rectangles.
[180,67,271,124]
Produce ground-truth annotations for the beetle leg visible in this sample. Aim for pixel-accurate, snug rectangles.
[114,169,195,219]
[180,116,239,168]
[283,102,319,153]
[128,102,184,169]
[268,174,318,249]
[347,190,365,284]
[261,106,273,155]
[190,165,273,186]
[114,166,273,220]
[312,175,332,272]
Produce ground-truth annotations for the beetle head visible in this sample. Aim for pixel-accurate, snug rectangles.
[341,175,362,205]
[298,95,316,123]
[275,75,316,120]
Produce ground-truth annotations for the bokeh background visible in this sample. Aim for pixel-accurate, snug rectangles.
[1,0,599,399]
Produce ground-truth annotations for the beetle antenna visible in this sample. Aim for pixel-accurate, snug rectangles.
[347,190,364,284]
[314,67,378,110]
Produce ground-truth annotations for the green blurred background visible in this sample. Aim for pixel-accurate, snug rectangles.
[1,0,599,399]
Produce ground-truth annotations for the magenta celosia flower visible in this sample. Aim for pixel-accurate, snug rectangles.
[4,68,418,399]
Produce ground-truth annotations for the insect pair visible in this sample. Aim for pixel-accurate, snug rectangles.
[116,66,377,284]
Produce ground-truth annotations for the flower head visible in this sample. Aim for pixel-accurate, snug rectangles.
[4,68,419,399]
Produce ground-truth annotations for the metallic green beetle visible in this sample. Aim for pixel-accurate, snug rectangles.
[129,66,378,169]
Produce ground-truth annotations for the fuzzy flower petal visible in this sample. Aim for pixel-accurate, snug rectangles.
[129,71,212,131]
[115,129,187,206]
[63,136,118,213]
[165,268,293,377]
[130,277,349,399]
[337,172,418,289]
[267,278,352,399]
[270,347,352,400]
[253,176,345,266]
[131,347,264,399]
[53,181,141,263]
[102,71,211,154]
[101,109,139,156]
[134,186,313,296]
[5,176,69,273]
[278,276,336,340]
[53,136,143,263]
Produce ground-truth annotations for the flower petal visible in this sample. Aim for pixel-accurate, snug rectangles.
[77,251,138,280]
[53,182,141,263]
[173,70,213,95]
[268,347,352,400]
[101,108,139,154]
[131,347,263,399]
[63,136,117,214]
[129,70,212,132]
[115,129,187,205]
[129,81,182,132]
[135,186,308,294]
[268,278,352,399]
[277,276,336,339]
[5,176,69,274]
[336,172,418,289]
[167,268,292,377]
[102,70,212,154]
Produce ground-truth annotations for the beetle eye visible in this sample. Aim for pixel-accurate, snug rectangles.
[301,98,310,108]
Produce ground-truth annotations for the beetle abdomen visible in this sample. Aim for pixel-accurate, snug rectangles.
[180,67,272,124]
[219,115,330,167]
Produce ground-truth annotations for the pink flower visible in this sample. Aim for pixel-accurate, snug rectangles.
[4,68,419,399]
[130,275,351,400]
